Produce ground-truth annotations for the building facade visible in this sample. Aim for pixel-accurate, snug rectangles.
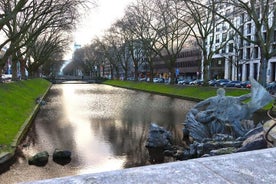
[207,1,276,82]
[153,47,202,80]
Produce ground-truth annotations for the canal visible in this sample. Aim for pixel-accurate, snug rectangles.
[0,83,195,183]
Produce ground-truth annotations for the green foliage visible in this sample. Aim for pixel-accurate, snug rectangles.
[0,79,51,148]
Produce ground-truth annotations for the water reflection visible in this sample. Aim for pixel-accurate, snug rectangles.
[0,84,195,183]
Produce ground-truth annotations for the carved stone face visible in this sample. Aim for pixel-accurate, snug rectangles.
[217,88,225,97]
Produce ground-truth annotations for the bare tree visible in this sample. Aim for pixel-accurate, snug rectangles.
[102,25,132,80]
[27,29,70,77]
[115,16,146,81]
[65,47,84,75]
[71,40,106,78]
[138,0,192,84]
[183,0,234,84]
[0,0,27,30]
[123,0,161,82]
[0,0,92,81]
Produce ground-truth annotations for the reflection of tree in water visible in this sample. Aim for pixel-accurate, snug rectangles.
[90,93,193,168]
[90,118,150,168]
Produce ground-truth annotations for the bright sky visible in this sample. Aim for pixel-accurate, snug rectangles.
[73,0,135,46]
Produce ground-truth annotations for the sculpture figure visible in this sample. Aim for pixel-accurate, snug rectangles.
[184,77,273,142]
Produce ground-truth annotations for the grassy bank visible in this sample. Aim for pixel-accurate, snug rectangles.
[0,78,51,152]
[103,80,275,112]
[102,80,251,101]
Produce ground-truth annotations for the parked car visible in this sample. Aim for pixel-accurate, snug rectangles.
[189,79,203,85]
[184,79,193,85]
[178,78,192,85]
[177,79,185,85]
[209,79,218,86]
[127,77,135,81]
[217,79,231,87]
[225,80,241,87]
[208,79,230,87]
[235,81,250,88]
[153,78,164,83]
[138,77,147,81]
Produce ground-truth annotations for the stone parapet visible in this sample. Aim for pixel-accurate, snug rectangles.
[22,147,276,184]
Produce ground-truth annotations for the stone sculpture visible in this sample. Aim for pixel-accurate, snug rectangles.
[183,77,273,142]
[145,123,173,163]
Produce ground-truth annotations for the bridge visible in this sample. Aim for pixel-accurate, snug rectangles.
[48,75,98,84]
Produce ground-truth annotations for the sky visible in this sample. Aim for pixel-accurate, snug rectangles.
[73,0,135,46]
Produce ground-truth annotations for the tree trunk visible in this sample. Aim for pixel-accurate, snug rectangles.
[115,66,120,79]
[169,67,175,84]
[236,64,239,81]
[148,58,154,83]
[0,65,3,82]
[110,65,114,79]
[203,55,210,85]
[134,62,139,81]
[20,58,27,80]
[259,56,267,87]
[11,53,18,81]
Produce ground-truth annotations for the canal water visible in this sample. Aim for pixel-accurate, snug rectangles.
[0,83,195,183]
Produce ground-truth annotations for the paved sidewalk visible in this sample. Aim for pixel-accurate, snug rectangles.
[22,147,276,184]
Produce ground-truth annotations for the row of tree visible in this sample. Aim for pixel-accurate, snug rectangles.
[71,0,276,86]
[0,0,95,82]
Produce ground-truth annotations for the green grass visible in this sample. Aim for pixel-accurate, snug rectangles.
[0,78,51,149]
[103,79,275,111]
[102,80,251,101]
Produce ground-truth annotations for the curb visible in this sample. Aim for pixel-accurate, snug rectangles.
[0,84,52,165]
[0,152,12,164]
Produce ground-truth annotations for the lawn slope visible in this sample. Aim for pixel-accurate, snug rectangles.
[0,79,51,152]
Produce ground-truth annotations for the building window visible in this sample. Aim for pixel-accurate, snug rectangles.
[247,23,252,34]
[256,7,260,19]
[229,30,234,39]
[246,48,251,59]
[222,23,227,31]
[215,34,220,43]
[229,43,233,52]
[215,46,220,54]
[209,36,213,44]
[263,32,267,41]
[246,35,251,46]
[272,44,276,52]
[240,48,244,60]
[240,13,244,24]
[240,38,244,47]
[222,46,226,54]
[254,47,259,59]
[222,33,227,42]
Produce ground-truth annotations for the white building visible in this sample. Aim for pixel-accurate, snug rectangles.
[206,0,276,82]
